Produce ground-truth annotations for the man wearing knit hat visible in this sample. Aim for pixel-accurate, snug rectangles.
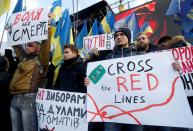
[85,28,143,131]
[105,27,140,59]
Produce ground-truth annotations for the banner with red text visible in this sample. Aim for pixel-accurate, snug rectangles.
[7,8,48,45]
[172,46,193,96]
[83,33,115,51]
[86,51,193,128]
[36,88,88,131]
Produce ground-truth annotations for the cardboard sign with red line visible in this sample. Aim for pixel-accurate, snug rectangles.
[86,51,193,128]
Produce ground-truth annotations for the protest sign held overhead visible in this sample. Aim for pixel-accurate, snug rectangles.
[83,33,115,51]
[172,46,193,96]
[87,51,193,128]
[7,8,48,45]
[36,88,88,131]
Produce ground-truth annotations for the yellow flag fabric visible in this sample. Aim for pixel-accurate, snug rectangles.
[53,64,61,86]
[52,6,62,20]
[143,26,153,34]
[51,27,63,66]
[0,0,11,16]
[101,16,111,33]
[70,28,74,45]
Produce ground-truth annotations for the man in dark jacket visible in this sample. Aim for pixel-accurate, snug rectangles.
[136,32,159,53]
[86,28,143,131]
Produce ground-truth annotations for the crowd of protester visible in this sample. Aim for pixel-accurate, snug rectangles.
[0,25,192,131]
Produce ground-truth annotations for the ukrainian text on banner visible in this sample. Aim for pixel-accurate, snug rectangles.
[36,88,88,131]
[83,33,115,51]
[7,8,48,45]
[172,46,193,96]
[86,51,193,128]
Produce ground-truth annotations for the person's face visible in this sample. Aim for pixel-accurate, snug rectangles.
[158,41,171,50]
[136,34,150,51]
[63,48,77,60]
[26,42,37,54]
[114,32,128,48]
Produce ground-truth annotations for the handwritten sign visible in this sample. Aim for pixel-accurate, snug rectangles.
[87,51,193,128]
[7,8,48,45]
[36,88,88,131]
[172,46,193,96]
[83,33,115,51]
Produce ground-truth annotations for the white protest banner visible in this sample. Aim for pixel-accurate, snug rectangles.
[87,51,193,128]
[36,88,88,131]
[172,46,193,96]
[7,8,48,45]
[83,33,115,51]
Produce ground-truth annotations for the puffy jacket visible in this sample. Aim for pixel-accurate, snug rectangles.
[54,56,87,93]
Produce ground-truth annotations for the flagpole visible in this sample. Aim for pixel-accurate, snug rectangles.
[75,0,78,42]
[0,12,9,50]
[134,11,140,32]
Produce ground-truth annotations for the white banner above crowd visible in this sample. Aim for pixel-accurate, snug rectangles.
[86,51,193,128]
[36,89,88,131]
[7,8,48,45]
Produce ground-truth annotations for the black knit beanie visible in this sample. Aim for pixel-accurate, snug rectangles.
[114,28,131,42]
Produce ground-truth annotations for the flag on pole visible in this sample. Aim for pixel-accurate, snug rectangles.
[76,20,88,49]
[12,0,23,13]
[0,0,11,16]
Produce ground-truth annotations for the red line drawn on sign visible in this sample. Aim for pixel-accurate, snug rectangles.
[87,76,179,125]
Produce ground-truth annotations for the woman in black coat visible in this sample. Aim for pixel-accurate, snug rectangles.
[0,56,12,131]
[53,44,87,93]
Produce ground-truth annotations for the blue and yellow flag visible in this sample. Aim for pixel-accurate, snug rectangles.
[50,0,63,66]
[99,11,115,34]
[50,0,62,25]
[125,12,140,40]
[88,19,98,36]
[166,0,193,38]
[0,0,11,16]
[76,20,88,49]
[140,21,153,34]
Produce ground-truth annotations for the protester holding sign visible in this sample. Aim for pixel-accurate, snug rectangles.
[9,24,51,131]
[85,27,143,131]
[52,44,87,93]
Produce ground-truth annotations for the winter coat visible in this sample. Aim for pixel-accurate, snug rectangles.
[9,38,51,94]
[54,56,87,93]
[105,44,140,60]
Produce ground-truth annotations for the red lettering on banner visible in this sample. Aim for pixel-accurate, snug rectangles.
[99,35,105,48]
[147,73,159,91]
[116,73,159,92]
[130,74,142,91]
[172,47,193,61]
[36,90,45,100]
[13,8,44,25]
[117,76,128,92]
[13,14,22,25]
[92,36,98,48]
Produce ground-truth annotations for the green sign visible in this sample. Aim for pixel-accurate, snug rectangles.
[88,64,106,84]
